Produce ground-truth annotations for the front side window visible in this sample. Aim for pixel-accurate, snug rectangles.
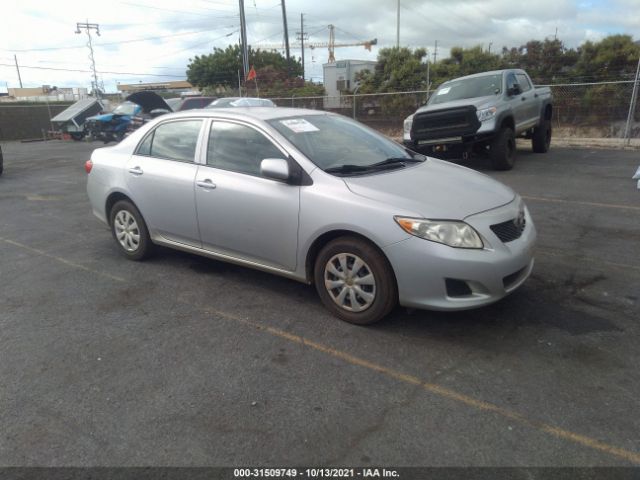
[516,73,532,92]
[137,120,202,162]
[207,121,284,176]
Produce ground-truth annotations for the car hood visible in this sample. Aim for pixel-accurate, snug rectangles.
[126,91,172,113]
[86,113,115,123]
[415,95,498,115]
[343,159,515,219]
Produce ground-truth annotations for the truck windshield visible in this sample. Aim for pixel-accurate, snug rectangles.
[112,102,137,116]
[268,114,420,173]
[429,74,502,105]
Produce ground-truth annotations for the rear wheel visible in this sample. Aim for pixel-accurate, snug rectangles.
[109,200,153,261]
[314,236,397,325]
[532,119,552,153]
[490,127,516,170]
[70,133,85,141]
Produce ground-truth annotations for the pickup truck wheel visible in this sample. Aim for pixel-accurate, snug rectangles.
[490,127,516,170]
[532,119,552,153]
[314,236,397,325]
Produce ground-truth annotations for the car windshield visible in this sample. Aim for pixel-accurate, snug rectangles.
[429,74,502,105]
[207,97,238,108]
[268,114,422,174]
[112,102,138,115]
[165,98,182,111]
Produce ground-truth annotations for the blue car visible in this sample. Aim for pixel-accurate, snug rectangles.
[84,101,141,143]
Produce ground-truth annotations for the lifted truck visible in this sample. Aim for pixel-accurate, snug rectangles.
[403,69,552,170]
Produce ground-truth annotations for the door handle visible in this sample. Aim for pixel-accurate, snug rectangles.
[128,166,143,176]
[196,179,216,190]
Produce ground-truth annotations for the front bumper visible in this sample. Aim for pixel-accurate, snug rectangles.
[383,200,536,311]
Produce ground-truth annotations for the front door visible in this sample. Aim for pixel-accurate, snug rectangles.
[126,119,203,247]
[195,120,300,271]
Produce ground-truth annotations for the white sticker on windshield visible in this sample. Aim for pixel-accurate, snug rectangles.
[280,118,320,133]
[437,87,451,95]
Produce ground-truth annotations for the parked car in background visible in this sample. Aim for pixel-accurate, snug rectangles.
[84,101,141,143]
[169,96,218,111]
[207,97,276,108]
[86,108,536,325]
[125,91,173,133]
[403,69,552,170]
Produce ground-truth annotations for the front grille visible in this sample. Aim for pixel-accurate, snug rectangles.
[411,106,481,141]
[490,217,526,243]
[445,278,473,297]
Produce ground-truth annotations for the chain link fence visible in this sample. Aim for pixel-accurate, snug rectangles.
[269,81,640,141]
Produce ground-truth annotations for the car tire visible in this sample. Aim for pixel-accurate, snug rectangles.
[532,119,552,153]
[70,133,85,141]
[314,236,397,325]
[489,127,516,170]
[109,200,153,261]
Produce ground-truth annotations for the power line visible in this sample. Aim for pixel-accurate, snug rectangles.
[0,63,187,78]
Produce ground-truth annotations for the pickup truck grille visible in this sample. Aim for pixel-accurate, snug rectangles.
[411,106,481,141]
[490,217,526,243]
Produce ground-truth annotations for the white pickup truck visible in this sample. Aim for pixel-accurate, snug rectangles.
[403,69,553,170]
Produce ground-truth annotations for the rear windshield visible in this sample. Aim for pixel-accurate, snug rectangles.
[429,74,502,105]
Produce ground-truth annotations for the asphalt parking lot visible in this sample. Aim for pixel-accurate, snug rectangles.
[0,139,639,467]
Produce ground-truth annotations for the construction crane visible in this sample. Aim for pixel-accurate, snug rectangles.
[257,24,377,64]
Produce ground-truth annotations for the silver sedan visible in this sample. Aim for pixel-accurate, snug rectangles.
[86,107,536,324]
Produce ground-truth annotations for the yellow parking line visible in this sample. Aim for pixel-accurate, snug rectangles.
[3,236,638,464]
[523,195,640,212]
[0,237,126,283]
[203,307,640,465]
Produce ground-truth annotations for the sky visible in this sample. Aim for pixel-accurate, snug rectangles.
[0,0,638,94]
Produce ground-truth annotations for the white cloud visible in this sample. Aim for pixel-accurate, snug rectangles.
[0,0,636,92]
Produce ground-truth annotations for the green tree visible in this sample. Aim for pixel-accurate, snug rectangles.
[357,47,428,93]
[187,45,303,89]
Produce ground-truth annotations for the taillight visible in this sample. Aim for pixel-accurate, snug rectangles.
[85,160,93,174]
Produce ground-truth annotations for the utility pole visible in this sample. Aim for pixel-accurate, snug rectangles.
[238,0,249,82]
[281,0,291,77]
[296,14,308,80]
[426,51,430,100]
[396,0,400,48]
[433,40,438,63]
[75,21,101,99]
[624,55,640,145]
[14,54,23,88]
[488,42,493,54]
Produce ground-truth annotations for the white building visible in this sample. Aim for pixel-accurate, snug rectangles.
[323,59,376,109]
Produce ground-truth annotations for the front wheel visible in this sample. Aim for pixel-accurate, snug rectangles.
[489,127,516,170]
[532,119,552,153]
[314,236,397,325]
[109,200,153,261]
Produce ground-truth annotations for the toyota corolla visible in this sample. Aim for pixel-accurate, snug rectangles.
[86,108,536,324]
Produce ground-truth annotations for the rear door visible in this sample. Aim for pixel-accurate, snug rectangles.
[194,120,300,271]
[126,119,204,247]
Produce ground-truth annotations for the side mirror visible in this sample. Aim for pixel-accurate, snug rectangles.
[508,84,522,96]
[260,158,290,181]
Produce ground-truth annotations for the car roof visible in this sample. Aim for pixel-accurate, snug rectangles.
[159,107,329,122]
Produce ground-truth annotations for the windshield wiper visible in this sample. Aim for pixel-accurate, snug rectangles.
[325,157,424,175]
[324,164,371,174]
[368,156,424,168]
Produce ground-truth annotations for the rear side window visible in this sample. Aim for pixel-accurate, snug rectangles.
[137,120,202,162]
[207,121,283,176]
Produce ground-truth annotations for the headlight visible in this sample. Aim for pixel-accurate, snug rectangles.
[394,216,484,249]
[403,115,413,134]
[476,107,497,122]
